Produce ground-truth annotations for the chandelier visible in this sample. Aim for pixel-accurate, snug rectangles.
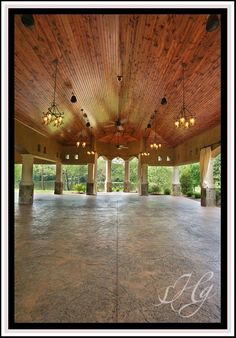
[76,140,86,148]
[87,149,95,155]
[150,121,162,149]
[141,137,150,156]
[174,63,196,129]
[42,59,64,127]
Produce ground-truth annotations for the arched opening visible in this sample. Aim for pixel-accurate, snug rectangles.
[129,157,138,192]
[97,156,106,192]
[111,157,124,192]
[62,164,88,193]
[148,166,172,195]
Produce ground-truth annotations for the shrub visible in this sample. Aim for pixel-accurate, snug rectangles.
[216,189,221,206]
[193,192,201,199]
[180,169,193,195]
[74,183,86,193]
[149,184,161,194]
[164,188,171,195]
[186,191,194,197]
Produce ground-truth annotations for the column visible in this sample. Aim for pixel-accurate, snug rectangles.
[105,159,112,192]
[124,160,131,192]
[141,163,148,196]
[93,153,98,195]
[54,162,63,194]
[138,155,142,195]
[86,163,95,195]
[172,166,181,196]
[19,154,34,204]
[201,158,216,206]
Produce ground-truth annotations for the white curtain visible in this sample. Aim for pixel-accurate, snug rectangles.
[200,147,211,188]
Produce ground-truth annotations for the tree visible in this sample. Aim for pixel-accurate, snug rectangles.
[189,163,200,191]
[180,166,193,195]
[148,166,172,193]
[14,164,22,187]
[213,154,221,189]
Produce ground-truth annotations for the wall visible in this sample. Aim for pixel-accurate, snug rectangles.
[15,120,62,163]
[15,120,221,166]
[174,124,220,165]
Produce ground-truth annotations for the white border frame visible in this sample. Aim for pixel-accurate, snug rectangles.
[1,1,234,337]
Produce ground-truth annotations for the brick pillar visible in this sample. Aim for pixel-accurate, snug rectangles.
[105,159,112,192]
[19,154,34,204]
[54,162,63,194]
[124,160,131,192]
[172,166,181,196]
[201,158,216,206]
[141,163,148,196]
[86,163,95,195]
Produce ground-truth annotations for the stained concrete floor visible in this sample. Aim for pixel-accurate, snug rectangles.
[14,192,221,323]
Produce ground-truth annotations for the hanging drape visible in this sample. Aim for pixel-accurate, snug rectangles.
[200,147,211,188]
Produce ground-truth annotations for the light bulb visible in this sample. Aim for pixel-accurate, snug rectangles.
[150,144,154,148]
[175,121,179,128]
[185,121,189,128]
[87,151,91,155]
[76,141,80,147]
[180,117,185,124]
[82,142,86,148]
[159,144,162,148]
[190,117,195,126]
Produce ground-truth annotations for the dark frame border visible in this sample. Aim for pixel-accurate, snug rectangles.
[8,6,228,331]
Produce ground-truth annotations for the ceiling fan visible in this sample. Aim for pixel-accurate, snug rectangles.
[115,130,128,149]
[104,118,127,131]
[116,144,128,149]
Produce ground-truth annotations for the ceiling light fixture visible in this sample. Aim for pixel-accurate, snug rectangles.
[150,115,162,149]
[21,14,35,28]
[76,140,86,148]
[161,97,167,105]
[174,63,196,129]
[70,92,77,103]
[206,14,219,32]
[141,137,150,156]
[42,59,64,127]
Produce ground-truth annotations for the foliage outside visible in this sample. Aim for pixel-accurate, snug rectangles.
[148,166,172,194]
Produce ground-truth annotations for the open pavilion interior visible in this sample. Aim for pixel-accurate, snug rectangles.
[14,12,221,323]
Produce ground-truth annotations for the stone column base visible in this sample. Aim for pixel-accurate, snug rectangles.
[54,182,63,194]
[201,188,216,207]
[105,181,112,192]
[86,182,95,195]
[140,183,148,196]
[123,181,131,192]
[19,183,34,204]
[172,184,181,196]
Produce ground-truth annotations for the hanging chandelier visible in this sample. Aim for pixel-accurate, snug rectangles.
[76,140,86,148]
[150,121,162,149]
[141,137,150,156]
[87,149,95,155]
[42,59,64,127]
[174,63,196,129]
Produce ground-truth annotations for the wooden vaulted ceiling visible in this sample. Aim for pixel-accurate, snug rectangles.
[14,14,221,148]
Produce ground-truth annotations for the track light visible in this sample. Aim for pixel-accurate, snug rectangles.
[206,14,219,32]
[21,14,35,28]
[70,93,77,103]
[161,97,167,105]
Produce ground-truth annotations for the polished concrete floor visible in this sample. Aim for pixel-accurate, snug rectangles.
[14,192,221,323]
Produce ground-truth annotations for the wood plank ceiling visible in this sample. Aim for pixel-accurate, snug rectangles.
[14,14,221,147]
